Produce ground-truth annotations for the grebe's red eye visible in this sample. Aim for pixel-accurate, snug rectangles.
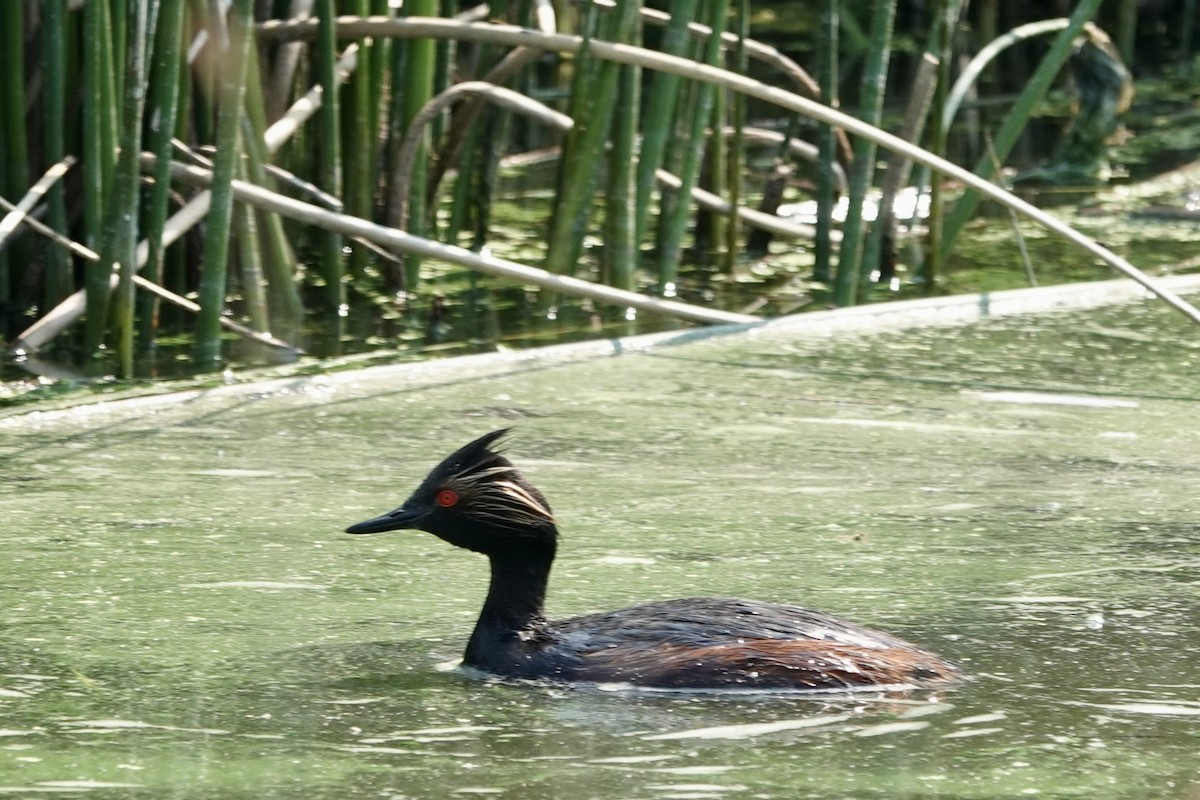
[436,489,459,508]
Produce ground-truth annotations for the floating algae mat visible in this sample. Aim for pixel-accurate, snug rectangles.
[2,285,1200,798]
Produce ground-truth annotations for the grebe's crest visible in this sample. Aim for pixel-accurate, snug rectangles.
[424,429,555,531]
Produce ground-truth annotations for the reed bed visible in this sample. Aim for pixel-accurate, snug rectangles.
[0,2,1195,378]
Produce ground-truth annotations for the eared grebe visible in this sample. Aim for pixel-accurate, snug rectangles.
[345,430,961,690]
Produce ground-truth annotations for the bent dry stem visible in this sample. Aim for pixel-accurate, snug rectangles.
[159,158,759,326]
[257,16,1200,328]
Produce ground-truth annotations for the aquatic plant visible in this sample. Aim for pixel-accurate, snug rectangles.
[1,2,1196,380]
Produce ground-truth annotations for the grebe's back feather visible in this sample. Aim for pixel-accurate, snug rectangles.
[548,598,956,688]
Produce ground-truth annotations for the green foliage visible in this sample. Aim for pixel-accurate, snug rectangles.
[2,0,1198,383]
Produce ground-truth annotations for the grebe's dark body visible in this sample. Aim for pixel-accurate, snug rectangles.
[345,430,960,690]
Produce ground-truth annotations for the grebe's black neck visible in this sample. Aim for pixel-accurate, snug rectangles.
[464,540,556,666]
[339,429,563,669]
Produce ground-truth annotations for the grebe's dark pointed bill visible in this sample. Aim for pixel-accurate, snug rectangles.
[345,505,424,534]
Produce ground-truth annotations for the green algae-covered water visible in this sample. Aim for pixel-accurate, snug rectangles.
[3,293,1200,798]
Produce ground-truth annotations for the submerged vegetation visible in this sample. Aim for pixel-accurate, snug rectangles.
[2,1,1200,387]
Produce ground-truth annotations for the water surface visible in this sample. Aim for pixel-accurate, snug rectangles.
[2,297,1199,798]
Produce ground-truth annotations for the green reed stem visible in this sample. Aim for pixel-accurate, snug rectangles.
[446,117,481,247]
[399,0,439,292]
[368,0,392,233]
[369,0,392,146]
[343,0,372,282]
[108,0,157,377]
[189,0,215,145]
[633,0,700,251]
[1,4,29,316]
[314,0,345,310]
[543,3,601,281]
[923,0,955,291]
[604,10,642,293]
[937,0,1100,262]
[657,0,730,289]
[867,0,961,295]
[241,44,304,332]
[243,121,304,334]
[164,15,192,326]
[82,0,118,353]
[455,0,514,256]
[110,0,129,103]
[0,2,29,205]
[1183,0,1197,69]
[477,109,511,253]
[235,162,269,335]
[812,0,838,284]
[545,0,638,279]
[860,49,939,296]
[705,72,728,257]
[1116,0,1137,66]
[195,0,253,367]
[141,0,185,349]
[40,0,70,310]
[832,0,895,307]
[722,0,749,274]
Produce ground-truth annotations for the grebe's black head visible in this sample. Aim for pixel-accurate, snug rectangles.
[344,429,556,554]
